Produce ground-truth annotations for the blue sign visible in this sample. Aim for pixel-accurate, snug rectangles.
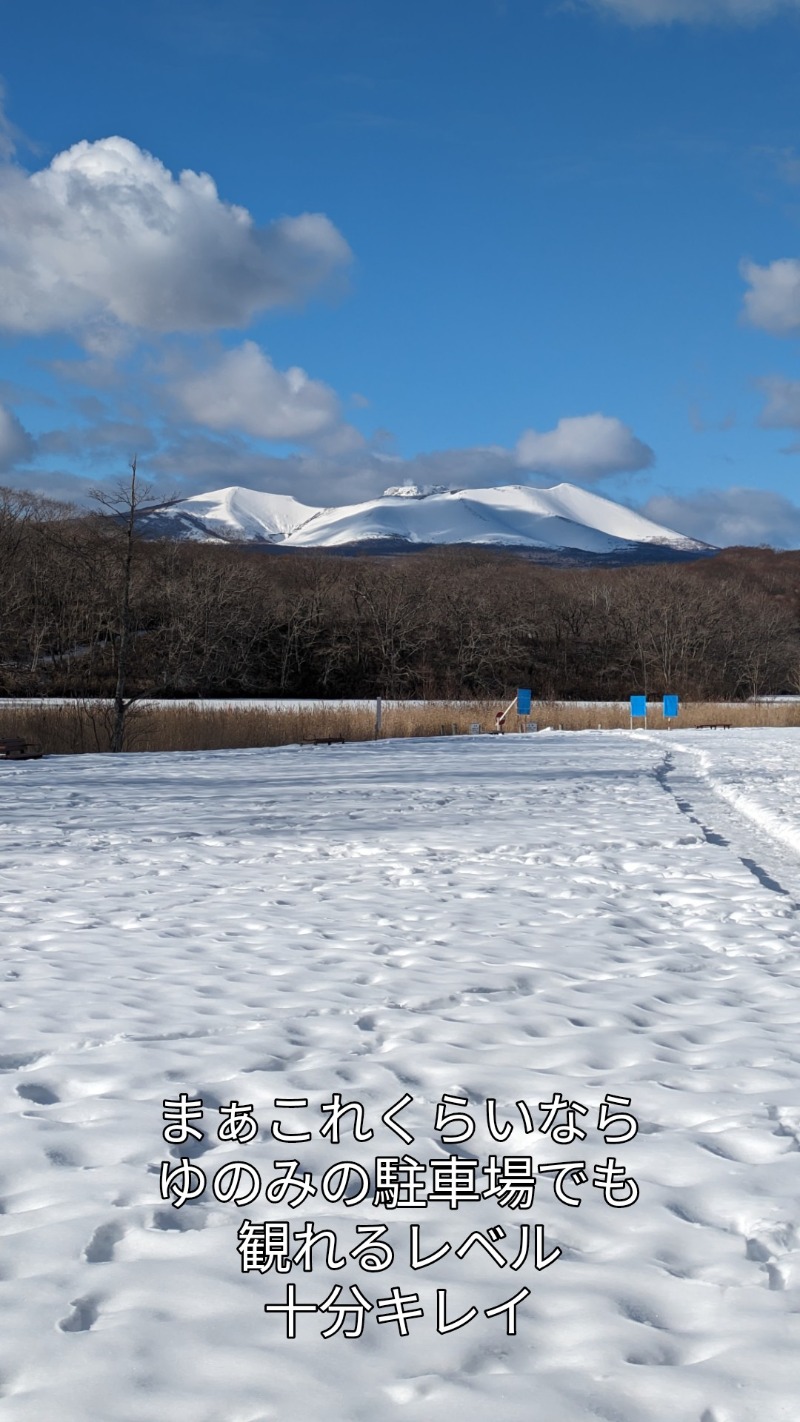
[517,689,532,716]
[630,695,647,718]
[663,694,679,719]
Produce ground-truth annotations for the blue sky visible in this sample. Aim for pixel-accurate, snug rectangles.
[1,0,800,544]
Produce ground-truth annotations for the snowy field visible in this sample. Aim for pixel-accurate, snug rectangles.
[2,730,800,1421]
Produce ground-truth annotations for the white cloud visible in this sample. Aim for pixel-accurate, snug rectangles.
[741,258,800,335]
[0,404,34,471]
[643,487,800,547]
[515,413,654,479]
[757,375,800,427]
[173,341,356,445]
[0,136,351,336]
[588,0,800,23]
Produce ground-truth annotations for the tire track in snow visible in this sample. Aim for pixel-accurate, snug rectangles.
[665,738,800,867]
[649,741,800,1306]
[653,745,800,912]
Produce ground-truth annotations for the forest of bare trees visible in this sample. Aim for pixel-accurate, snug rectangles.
[1,483,799,706]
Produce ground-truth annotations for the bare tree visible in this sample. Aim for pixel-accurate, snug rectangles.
[90,458,178,751]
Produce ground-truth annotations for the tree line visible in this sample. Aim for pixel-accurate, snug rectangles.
[1,481,798,709]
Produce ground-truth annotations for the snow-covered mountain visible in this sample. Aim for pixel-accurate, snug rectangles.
[145,486,323,544]
[151,482,710,555]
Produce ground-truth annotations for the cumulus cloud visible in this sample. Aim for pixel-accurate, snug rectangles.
[588,0,800,23]
[757,375,800,427]
[0,403,34,471]
[741,258,800,335]
[643,487,800,547]
[515,413,654,480]
[0,136,351,336]
[172,341,362,446]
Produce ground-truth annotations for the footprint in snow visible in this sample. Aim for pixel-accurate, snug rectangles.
[745,1222,799,1290]
[57,1295,100,1333]
[151,1207,207,1232]
[84,1222,125,1263]
[16,1082,60,1105]
[0,1053,42,1071]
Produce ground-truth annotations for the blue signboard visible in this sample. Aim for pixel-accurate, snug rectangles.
[517,689,532,716]
[663,694,679,719]
[630,695,647,718]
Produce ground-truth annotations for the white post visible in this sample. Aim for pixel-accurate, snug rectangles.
[495,695,519,734]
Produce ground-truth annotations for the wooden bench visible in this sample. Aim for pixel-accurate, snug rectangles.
[301,737,346,746]
[0,737,44,760]
[695,724,732,730]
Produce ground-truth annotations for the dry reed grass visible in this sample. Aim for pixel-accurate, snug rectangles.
[537,701,800,731]
[0,699,499,755]
[1,697,799,756]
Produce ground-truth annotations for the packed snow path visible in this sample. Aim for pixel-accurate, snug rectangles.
[1,730,799,1422]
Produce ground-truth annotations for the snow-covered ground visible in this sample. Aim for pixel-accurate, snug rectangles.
[2,729,799,1422]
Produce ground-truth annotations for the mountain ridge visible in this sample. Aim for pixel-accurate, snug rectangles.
[144,481,712,558]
